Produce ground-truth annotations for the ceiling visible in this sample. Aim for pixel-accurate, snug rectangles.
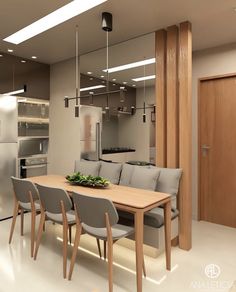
[0,0,236,64]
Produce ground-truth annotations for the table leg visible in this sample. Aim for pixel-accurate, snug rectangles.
[164,200,171,270]
[135,210,144,292]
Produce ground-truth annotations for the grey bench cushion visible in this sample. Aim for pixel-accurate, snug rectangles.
[74,160,101,176]
[99,161,123,184]
[118,208,179,228]
[129,166,161,191]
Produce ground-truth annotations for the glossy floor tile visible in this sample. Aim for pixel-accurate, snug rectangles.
[0,215,235,292]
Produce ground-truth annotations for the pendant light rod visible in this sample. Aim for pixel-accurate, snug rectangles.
[76,25,79,100]
[106,30,109,108]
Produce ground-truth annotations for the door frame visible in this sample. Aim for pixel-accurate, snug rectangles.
[198,72,236,220]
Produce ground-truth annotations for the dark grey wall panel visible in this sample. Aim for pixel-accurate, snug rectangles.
[0,52,50,100]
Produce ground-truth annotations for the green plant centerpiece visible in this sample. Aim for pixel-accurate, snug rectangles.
[66,172,110,188]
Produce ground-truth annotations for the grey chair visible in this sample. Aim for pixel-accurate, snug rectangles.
[9,177,41,257]
[68,193,146,292]
[34,184,102,279]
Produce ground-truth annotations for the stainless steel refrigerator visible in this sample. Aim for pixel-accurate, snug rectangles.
[80,105,102,161]
[0,95,18,220]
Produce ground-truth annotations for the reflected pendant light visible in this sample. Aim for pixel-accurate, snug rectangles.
[102,12,112,121]
[143,60,146,123]
[75,25,80,117]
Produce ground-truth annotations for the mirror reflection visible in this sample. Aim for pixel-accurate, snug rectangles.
[80,33,156,164]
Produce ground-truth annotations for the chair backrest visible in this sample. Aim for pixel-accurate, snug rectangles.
[36,184,72,214]
[72,192,119,228]
[11,176,39,203]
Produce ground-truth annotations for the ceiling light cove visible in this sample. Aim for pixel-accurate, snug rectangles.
[103,58,156,73]
[3,0,107,45]
[80,85,105,92]
[132,75,156,82]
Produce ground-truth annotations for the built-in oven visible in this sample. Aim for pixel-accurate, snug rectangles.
[19,156,47,178]
[18,137,48,157]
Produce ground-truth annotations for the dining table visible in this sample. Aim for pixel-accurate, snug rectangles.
[28,174,172,292]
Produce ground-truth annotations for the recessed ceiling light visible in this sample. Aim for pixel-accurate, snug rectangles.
[103,58,156,73]
[3,0,108,45]
[132,84,136,87]
[8,49,14,53]
[0,54,3,57]
[113,83,116,86]
[21,60,26,63]
[89,77,93,80]
[87,71,92,75]
[100,75,105,78]
[31,56,37,59]
[112,78,116,81]
[80,85,105,92]
[132,75,156,82]
[123,81,127,84]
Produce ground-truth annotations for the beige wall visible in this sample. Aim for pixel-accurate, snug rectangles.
[192,43,236,219]
[49,57,81,175]
[118,86,155,161]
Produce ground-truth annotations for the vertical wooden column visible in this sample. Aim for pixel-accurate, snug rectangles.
[155,29,167,167]
[178,21,192,250]
[166,25,179,168]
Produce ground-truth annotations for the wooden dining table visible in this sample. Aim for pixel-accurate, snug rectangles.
[28,174,172,292]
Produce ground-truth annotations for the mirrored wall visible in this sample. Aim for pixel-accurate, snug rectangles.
[80,32,156,164]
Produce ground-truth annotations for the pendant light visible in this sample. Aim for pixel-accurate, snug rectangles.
[75,25,80,117]
[102,12,112,121]
[142,60,146,123]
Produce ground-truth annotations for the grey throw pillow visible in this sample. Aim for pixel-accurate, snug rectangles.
[155,167,182,196]
[130,166,161,191]
[99,161,123,184]
[119,164,134,186]
[74,160,101,176]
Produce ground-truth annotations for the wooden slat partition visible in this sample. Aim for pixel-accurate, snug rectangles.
[155,29,167,167]
[178,21,192,250]
[166,25,179,168]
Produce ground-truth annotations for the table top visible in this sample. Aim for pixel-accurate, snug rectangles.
[28,175,171,210]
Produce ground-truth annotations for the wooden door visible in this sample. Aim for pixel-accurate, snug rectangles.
[199,74,236,228]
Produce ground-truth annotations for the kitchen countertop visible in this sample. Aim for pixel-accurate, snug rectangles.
[102,148,135,154]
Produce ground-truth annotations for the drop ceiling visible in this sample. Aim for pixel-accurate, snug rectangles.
[0,0,236,65]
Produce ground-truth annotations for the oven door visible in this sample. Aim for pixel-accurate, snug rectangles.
[21,163,47,178]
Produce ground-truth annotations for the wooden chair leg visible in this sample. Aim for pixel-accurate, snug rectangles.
[104,240,107,260]
[96,239,102,258]
[20,209,24,236]
[68,225,72,245]
[68,224,82,280]
[142,256,146,277]
[107,239,113,292]
[9,200,19,244]
[34,212,45,260]
[63,222,68,279]
[31,210,36,258]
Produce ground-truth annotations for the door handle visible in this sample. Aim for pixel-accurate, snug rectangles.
[201,144,211,150]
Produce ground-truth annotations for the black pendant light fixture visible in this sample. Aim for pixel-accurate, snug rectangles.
[64,13,127,116]
[102,12,112,121]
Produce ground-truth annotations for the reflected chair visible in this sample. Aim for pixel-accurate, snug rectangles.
[34,184,102,279]
[9,177,41,257]
[68,193,146,292]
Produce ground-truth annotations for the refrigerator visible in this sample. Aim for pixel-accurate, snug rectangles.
[0,95,18,220]
[80,105,102,161]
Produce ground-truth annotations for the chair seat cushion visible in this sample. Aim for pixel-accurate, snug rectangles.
[82,223,134,240]
[118,208,179,228]
[46,210,76,224]
[19,200,41,211]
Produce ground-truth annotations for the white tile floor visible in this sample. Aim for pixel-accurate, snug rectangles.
[0,215,235,292]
